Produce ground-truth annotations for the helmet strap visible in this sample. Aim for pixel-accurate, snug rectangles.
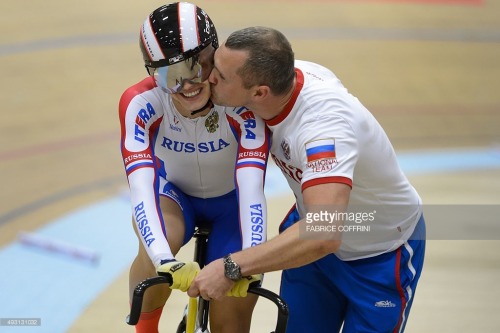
[190,99,214,116]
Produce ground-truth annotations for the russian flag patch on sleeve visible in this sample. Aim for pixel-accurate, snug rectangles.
[305,138,336,162]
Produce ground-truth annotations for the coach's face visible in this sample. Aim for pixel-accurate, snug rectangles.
[208,43,253,108]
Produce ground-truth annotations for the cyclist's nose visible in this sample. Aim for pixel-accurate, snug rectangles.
[179,79,199,92]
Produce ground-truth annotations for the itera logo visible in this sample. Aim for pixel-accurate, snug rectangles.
[375,300,396,308]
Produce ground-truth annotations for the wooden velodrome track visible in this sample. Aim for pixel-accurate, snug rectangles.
[1,0,499,332]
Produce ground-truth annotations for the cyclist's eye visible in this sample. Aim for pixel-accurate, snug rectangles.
[189,59,200,72]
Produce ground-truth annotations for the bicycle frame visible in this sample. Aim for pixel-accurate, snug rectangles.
[126,228,289,333]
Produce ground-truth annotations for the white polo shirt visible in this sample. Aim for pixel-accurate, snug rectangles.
[267,60,422,260]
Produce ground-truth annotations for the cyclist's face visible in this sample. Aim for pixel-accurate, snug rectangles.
[146,45,216,94]
[169,78,211,116]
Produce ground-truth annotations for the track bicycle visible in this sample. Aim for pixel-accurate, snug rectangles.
[126,227,289,333]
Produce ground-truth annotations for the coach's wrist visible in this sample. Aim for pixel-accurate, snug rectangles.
[223,254,242,281]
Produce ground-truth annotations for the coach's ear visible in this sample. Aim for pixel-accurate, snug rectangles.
[252,85,271,101]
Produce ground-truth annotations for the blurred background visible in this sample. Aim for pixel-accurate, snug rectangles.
[1,0,499,332]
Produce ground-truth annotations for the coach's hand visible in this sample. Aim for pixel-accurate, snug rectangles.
[157,260,200,292]
[226,274,262,297]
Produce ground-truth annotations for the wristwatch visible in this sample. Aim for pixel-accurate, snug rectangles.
[223,254,242,281]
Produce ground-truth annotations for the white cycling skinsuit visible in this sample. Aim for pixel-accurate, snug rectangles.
[119,77,270,266]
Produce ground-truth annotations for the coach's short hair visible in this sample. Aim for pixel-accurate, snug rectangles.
[225,26,295,96]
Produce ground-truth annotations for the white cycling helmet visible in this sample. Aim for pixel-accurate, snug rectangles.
[140,2,219,93]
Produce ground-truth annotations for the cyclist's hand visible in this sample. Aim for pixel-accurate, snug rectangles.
[157,260,200,292]
[226,274,262,297]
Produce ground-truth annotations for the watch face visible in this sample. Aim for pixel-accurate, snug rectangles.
[224,255,242,280]
[227,267,238,279]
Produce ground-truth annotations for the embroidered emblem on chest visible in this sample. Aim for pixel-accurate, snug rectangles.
[281,139,291,160]
[205,111,219,133]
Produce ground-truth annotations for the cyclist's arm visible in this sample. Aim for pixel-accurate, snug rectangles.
[226,107,270,250]
[119,80,175,267]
